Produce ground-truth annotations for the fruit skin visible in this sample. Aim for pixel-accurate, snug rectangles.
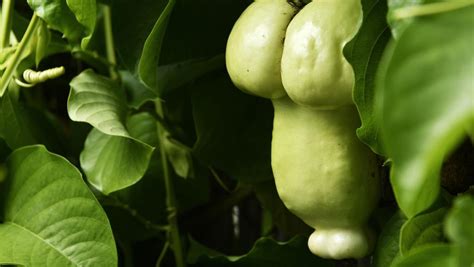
[272,97,379,259]
[226,0,380,260]
[225,0,297,99]
[281,0,362,108]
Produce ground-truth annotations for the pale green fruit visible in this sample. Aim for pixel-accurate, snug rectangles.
[271,98,380,259]
[281,0,362,108]
[225,0,297,99]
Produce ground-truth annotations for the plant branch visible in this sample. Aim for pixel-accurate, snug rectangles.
[0,0,14,49]
[102,4,118,80]
[155,100,186,267]
[0,13,40,97]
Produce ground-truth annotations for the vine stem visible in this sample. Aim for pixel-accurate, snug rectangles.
[155,100,186,267]
[392,1,474,20]
[0,13,40,96]
[0,0,14,48]
[102,4,118,80]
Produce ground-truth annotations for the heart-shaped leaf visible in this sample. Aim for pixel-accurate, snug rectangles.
[0,145,117,266]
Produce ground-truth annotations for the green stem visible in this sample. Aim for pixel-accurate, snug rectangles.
[392,1,474,20]
[0,0,14,48]
[0,13,40,97]
[155,100,186,267]
[102,4,118,80]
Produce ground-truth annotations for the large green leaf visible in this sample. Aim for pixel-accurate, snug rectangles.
[80,113,154,195]
[0,145,117,266]
[68,70,154,194]
[188,236,335,267]
[445,195,474,267]
[378,6,474,217]
[27,0,86,43]
[138,0,175,89]
[400,208,447,255]
[345,0,391,155]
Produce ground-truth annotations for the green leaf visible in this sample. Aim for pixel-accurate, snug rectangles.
[80,129,153,195]
[392,244,455,267]
[35,20,51,66]
[188,236,335,267]
[345,0,391,155]
[445,195,474,267]
[80,113,155,195]
[68,69,128,137]
[138,0,176,89]
[163,133,194,179]
[69,70,154,194]
[378,6,474,217]
[0,145,117,266]
[27,0,86,43]
[373,211,406,267]
[400,208,447,255]
[111,0,168,72]
[65,0,97,48]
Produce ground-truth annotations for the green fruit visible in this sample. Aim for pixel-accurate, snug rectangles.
[225,0,298,99]
[281,0,362,108]
[226,0,380,259]
[272,97,379,259]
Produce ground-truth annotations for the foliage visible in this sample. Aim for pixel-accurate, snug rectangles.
[0,0,472,266]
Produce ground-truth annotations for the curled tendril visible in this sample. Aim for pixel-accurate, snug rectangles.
[15,66,65,88]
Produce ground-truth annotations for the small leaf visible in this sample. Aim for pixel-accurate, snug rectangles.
[35,19,51,66]
[345,0,391,155]
[445,195,474,267]
[27,0,86,43]
[379,6,474,217]
[400,208,447,255]
[0,145,117,266]
[65,0,97,48]
[80,113,155,195]
[68,69,128,137]
[80,129,153,195]
[163,133,194,179]
[69,71,154,194]
[138,0,176,89]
